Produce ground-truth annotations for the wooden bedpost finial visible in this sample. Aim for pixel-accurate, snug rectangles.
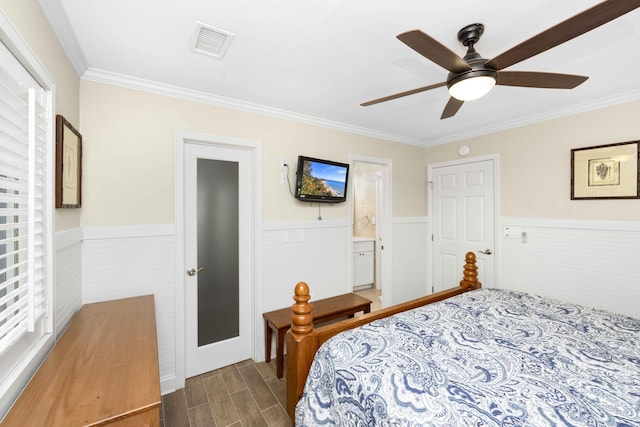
[460,252,481,289]
[287,282,318,421]
[291,282,313,335]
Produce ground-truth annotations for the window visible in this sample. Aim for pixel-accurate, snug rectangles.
[0,40,51,353]
[0,17,54,416]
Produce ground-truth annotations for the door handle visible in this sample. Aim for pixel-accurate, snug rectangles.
[478,249,492,255]
[186,266,205,276]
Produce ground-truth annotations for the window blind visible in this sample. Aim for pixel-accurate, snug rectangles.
[0,45,49,354]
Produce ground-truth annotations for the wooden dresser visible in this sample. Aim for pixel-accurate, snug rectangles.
[2,295,161,426]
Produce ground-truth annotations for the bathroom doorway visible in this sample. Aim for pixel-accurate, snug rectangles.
[350,156,392,310]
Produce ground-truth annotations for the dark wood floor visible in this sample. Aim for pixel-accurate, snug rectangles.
[161,359,291,427]
[160,289,381,426]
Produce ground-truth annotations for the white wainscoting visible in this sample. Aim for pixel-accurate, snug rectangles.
[81,225,176,394]
[499,218,640,318]
[391,217,430,305]
[261,220,351,361]
[54,228,83,339]
[78,218,437,391]
[81,221,353,392]
[262,220,351,311]
[75,218,638,397]
[260,217,432,359]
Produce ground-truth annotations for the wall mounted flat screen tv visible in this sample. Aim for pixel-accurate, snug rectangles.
[294,156,349,203]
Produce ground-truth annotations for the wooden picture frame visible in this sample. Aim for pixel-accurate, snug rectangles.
[571,141,640,199]
[55,115,82,208]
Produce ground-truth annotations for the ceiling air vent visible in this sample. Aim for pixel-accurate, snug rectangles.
[191,22,234,60]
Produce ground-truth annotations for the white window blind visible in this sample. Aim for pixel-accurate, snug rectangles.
[0,44,49,354]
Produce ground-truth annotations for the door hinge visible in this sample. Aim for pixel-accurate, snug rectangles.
[431,234,434,241]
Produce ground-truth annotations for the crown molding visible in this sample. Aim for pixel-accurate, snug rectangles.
[38,0,87,76]
[425,88,640,147]
[82,68,640,149]
[81,68,428,147]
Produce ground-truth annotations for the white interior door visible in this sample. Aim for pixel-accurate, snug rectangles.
[431,158,495,292]
[184,143,252,377]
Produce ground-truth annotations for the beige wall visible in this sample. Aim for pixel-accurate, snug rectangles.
[79,80,427,226]
[426,100,640,221]
[0,0,81,231]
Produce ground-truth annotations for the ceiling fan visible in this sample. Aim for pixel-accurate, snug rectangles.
[361,0,640,119]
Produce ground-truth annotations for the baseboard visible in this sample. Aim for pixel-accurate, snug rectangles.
[160,375,177,396]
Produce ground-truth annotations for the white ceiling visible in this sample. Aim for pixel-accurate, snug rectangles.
[41,0,640,147]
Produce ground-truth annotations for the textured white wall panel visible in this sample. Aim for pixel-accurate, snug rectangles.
[391,218,429,304]
[54,229,83,338]
[499,219,640,318]
[78,219,440,390]
[260,220,351,362]
[262,220,351,313]
[82,225,176,392]
[71,217,640,400]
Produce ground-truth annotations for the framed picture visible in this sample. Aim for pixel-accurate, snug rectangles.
[55,115,82,208]
[571,141,639,199]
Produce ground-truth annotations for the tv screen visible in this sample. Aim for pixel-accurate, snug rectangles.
[294,156,349,203]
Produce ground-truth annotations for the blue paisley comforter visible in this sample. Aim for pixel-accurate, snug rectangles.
[295,289,640,426]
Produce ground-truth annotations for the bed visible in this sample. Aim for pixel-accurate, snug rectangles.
[285,253,640,426]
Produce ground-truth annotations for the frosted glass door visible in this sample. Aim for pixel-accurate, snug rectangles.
[184,141,251,378]
[197,159,238,346]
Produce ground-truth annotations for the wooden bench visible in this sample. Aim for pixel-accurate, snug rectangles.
[2,295,161,426]
[263,292,372,378]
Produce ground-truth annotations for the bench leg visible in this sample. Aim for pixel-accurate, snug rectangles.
[277,329,286,379]
[265,321,272,363]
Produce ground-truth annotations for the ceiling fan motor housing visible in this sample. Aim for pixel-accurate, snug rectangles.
[446,54,497,88]
[447,23,497,89]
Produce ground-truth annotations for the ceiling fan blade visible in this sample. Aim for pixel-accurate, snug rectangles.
[361,82,446,106]
[497,71,588,89]
[487,0,640,70]
[397,30,471,73]
[441,97,464,119]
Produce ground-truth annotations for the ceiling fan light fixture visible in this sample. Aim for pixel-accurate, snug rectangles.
[448,72,496,101]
